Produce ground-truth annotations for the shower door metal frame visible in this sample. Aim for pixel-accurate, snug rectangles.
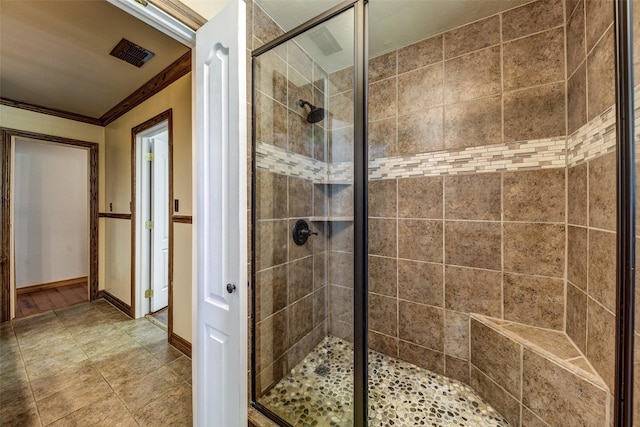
[614,1,635,426]
[250,1,369,425]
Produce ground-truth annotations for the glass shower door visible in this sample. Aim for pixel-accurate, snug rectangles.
[252,6,356,426]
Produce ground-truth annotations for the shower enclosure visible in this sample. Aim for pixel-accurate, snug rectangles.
[250,0,637,426]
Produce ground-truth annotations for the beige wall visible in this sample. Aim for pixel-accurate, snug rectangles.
[103,73,193,342]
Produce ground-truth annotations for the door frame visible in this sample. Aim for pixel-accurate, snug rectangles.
[0,128,99,322]
[131,110,174,331]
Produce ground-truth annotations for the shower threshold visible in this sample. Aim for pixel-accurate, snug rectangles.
[258,335,510,426]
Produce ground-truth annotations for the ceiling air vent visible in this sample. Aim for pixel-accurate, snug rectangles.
[109,38,155,68]
[309,26,342,56]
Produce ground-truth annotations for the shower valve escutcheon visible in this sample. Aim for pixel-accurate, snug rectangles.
[292,219,317,246]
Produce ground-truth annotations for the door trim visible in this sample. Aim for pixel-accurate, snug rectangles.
[131,109,174,334]
[0,127,99,322]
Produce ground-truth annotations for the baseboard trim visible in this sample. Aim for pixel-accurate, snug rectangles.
[101,290,133,318]
[16,276,88,294]
[170,332,192,357]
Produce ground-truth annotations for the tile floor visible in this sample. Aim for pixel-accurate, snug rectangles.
[0,300,192,426]
[259,336,510,427]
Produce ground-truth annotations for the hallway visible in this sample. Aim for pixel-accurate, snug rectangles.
[0,300,192,426]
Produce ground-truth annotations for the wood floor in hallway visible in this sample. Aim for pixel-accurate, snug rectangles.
[16,282,88,318]
[0,300,192,426]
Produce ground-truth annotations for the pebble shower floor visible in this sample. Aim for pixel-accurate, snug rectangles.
[259,336,510,426]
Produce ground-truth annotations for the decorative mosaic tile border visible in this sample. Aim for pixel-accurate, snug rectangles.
[567,105,616,167]
[256,141,327,181]
[257,95,627,181]
[257,137,567,182]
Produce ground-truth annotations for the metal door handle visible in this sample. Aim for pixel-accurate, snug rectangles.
[226,283,236,294]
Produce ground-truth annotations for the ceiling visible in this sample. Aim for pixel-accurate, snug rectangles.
[256,0,534,73]
[0,0,190,119]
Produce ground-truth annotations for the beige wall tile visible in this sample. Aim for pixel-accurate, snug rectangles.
[566,284,588,354]
[503,168,565,222]
[368,118,396,160]
[587,26,615,120]
[585,0,614,52]
[566,1,586,77]
[256,309,289,371]
[256,220,288,271]
[313,289,327,328]
[369,78,397,121]
[445,221,501,270]
[288,257,314,303]
[444,173,501,221]
[568,163,588,226]
[397,107,445,155]
[288,108,314,156]
[398,301,444,351]
[328,66,353,96]
[288,177,313,218]
[589,152,616,231]
[255,50,288,105]
[445,355,470,384]
[369,331,398,358]
[256,265,287,321]
[398,220,443,263]
[329,90,354,126]
[503,223,565,277]
[368,294,398,337]
[504,82,566,142]
[253,4,284,47]
[443,95,502,150]
[398,176,443,219]
[398,340,445,375]
[587,299,615,391]
[289,295,313,344]
[444,46,501,104]
[568,61,588,135]
[256,171,288,220]
[397,34,443,75]
[369,219,397,258]
[444,310,470,360]
[588,230,616,312]
[567,225,588,291]
[502,0,564,41]
[256,92,287,149]
[503,28,565,92]
[445,266,501,317]
[522,348,607,427]
[328,285,353,324]
[398,260,443,307]
[470,320,522,398]
[470,366,521,427]
[444,16,500,59]
[369,255,397,297]
[328,251,353,288]
[369,179,397,218]
[331,125,354,163]
[369,51,397,83]
[398,64,444,115]
[503,273,564,330]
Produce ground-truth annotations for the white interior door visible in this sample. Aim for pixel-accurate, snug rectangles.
[151,133,169,312]
[194,0,247,425]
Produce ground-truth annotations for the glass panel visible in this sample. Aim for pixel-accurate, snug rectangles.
[254,0,346,33]
[633,1,640,424]
[253,8,355,426]
[367,0,616,425]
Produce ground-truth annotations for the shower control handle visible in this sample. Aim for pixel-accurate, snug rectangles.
[292,219,316,246]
